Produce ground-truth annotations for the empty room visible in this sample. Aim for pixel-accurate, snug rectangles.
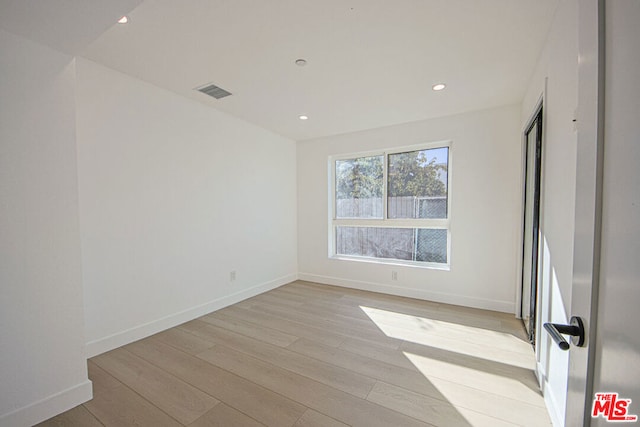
[1,1,639,426]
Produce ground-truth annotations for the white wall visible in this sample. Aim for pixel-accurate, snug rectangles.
[298,105,522,313]
[521,1,579,425]
[75,59,298,356]
[0,30,91,426]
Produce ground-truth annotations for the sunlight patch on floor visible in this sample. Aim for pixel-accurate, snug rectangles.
[403,351,544,406]
[403,352,551,426]
[360,305,535,370]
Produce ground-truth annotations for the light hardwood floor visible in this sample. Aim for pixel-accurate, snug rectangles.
[38,281,551,426]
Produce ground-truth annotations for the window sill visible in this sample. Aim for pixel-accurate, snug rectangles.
[329,255,450,271]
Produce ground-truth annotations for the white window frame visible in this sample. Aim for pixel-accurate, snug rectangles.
[328,140,452,269]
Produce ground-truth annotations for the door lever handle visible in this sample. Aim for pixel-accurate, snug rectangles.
[543,316,585,350]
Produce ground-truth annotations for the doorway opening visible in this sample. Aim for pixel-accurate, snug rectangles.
[521,106,543,344]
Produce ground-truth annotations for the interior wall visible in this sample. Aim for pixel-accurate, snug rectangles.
[521,0,579,425]
[0,30,91,425]
[297,104,522,313]
[76,58,298,357]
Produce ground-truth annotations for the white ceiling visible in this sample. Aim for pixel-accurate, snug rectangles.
[3,0,559,141]
[0,0,142,54]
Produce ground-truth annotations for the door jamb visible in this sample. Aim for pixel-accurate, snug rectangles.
[520,103,544,344]
[516,92,546,322]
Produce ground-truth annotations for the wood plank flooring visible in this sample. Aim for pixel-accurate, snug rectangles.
[37,281,551,426]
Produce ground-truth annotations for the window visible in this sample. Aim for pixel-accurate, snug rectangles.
[330,142,450,267]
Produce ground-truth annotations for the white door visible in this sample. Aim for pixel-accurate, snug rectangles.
[565,1,640,425]
[562,1,602,423]
[590,1,640,425]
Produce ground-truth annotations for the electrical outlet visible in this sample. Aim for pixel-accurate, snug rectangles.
[392,271,398,280]
[230,271,236,282]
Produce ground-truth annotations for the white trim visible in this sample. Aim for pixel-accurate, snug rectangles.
[329,254,450,271]
[298,272,514,313]
[332,218,449,228]
[328,159,336,257]
[537,361,565,427]
[0,380,93,427]
[85,273,297,357]
[523,91,546,134]
[382,150,389,219]
[330,139,452,162]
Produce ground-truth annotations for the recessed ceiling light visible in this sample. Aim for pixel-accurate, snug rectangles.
[117,16,129,24]
[299,115,309,120]
[295,59,307,67]
[432,83,446,91]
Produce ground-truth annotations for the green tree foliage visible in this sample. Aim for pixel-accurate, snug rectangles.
[336,149,447,200]
[388,149,447,197]
[336,156,383,199]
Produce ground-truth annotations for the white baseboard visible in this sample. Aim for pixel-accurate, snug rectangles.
[85,273,297,358]
[537,361,564,426]
[0,380,92,427]
[298,273,515,313]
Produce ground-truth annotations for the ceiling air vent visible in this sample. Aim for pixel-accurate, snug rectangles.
[196,83,232,99]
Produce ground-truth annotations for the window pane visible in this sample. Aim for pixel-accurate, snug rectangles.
[387,147,448,219]
[336,226,447,264]
[335,156,383,218]
[415,228,448,263]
